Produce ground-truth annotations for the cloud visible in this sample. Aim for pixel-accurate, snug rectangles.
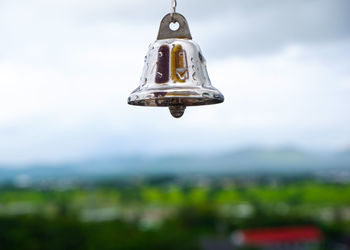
[191,0,350,57]
[2,0,349,59]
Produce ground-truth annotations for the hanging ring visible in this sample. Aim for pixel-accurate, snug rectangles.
[171,0,177,20]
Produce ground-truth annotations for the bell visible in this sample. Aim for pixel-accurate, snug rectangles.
[128,12,224,118]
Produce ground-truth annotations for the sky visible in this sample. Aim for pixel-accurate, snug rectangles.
[0,0,350,165]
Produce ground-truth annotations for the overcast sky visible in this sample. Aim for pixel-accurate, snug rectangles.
[0,0,349,165]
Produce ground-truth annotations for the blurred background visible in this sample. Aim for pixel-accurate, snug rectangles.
[0,0,350,249]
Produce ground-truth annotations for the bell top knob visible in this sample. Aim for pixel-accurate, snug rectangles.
[157,13,192,40]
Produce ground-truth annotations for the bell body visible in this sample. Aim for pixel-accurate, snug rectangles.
[128,38,223,107]
[128,13,224,118]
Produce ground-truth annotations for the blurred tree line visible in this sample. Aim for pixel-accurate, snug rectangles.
[0,179,350,249]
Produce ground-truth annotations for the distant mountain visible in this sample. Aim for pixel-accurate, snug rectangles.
[0,148,349,182]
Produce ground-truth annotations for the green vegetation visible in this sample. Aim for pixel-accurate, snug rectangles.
[0,179,350,249]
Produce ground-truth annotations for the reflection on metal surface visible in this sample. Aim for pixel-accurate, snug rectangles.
[171,45,188,83]
[155,45,170,84]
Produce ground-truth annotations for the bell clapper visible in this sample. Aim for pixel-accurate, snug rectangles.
[169,106,186,118]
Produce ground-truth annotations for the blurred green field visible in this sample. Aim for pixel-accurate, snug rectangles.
[0,179,350,249]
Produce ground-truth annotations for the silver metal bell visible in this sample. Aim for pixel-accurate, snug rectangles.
[128,13,224,118]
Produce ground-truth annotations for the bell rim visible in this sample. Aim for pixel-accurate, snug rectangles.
[128,87,224,107]
[128,96,224,107]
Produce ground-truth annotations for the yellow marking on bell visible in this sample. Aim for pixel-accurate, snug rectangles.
[171,45,188,83]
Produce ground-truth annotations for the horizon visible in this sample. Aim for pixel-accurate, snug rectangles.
[1,145,349,172]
